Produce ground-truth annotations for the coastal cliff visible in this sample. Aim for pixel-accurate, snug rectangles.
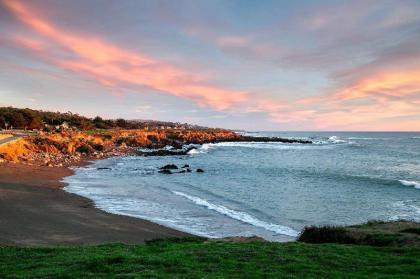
[0,129,239,166]
[0,129,310,167]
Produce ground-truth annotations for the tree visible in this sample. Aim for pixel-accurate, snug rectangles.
[93,116,109,129]
[116,118,127,128]
[10,113,26,129]
[79,119,94,130]
[28,117,44,130]
[0,116,5,129]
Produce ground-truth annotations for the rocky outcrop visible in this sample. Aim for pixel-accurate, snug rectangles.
[223,136,311,144]
[158,169,173,174]
[0,128,312,167]
[137,147,196,156]
[160,164,178,170]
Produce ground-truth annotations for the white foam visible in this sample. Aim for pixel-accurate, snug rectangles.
[399,180,420,189]
[187,148,200,155]
[327,136,351,144]
[390,201,420,221]
[208,142,326,150]
[348,137,378,140]
[202,144,212,150]
[172,191,298,237]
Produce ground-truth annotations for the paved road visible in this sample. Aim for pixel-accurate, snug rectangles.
[0,135,22,146]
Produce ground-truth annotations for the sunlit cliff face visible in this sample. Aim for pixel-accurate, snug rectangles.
[1,0,419,130]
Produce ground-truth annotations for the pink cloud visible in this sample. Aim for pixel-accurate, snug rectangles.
[2,0,248,111]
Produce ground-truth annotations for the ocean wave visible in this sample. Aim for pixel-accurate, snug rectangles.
[399,180,420,189]
[208,142,329,150]
[311,136,357,145]
[347,137,379,140]
[172,191,298,237]
[390,201,420,221]
[328,136,347,144]
[191,139,358,152]
[187,148,200,155]
[188,144,212,155]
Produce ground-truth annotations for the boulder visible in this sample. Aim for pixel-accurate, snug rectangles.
[182,164,190,168]
[158,169,173,174]
[196,168,204,173]
[160,164,178,170]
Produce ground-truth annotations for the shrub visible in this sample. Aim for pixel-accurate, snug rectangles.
[298,225,357,244]
[92,144,104,151]
[400,228,420,235]
[76,144,94,154]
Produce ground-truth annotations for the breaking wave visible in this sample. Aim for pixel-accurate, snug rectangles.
[399,180,420,189]
[205,142,330,150]
[172,191,299,237]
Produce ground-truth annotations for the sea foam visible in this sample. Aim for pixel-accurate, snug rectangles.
[172,191,299,237]
[399,180,420,189]
[207,142,327,150]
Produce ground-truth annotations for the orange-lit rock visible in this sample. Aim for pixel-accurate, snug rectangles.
[0,129,240,167]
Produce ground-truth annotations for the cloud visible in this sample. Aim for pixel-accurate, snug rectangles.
[1,0,248,111]
[1,0,420,131]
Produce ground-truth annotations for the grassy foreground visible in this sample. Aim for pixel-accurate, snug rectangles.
[1,237,420,278]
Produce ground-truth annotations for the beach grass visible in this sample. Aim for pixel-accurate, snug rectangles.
[1,237,420,278]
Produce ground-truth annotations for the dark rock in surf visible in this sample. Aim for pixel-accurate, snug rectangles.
[158,169,173,174]
[226,136,312,144]
[196,168,204,173]
[160,164,178,170]
[182,164,190,168]
[97,167,111,170]
[137,146,197,157]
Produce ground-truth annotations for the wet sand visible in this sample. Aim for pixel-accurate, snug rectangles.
[0,163,190,246]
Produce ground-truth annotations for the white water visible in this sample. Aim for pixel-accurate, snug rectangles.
[399,180,420,189]
[172,191,298,237]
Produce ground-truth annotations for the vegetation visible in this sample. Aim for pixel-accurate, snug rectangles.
[298,220,420,247]
[0,107,201,130]
[1,221,420,278]
[0,237,419,278]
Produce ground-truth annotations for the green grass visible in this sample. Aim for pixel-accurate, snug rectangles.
[1,237,420,278]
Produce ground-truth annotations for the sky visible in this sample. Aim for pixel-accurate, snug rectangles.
[0,0,419,131]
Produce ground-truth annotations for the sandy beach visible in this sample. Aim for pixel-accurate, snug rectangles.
[0,163,190,246]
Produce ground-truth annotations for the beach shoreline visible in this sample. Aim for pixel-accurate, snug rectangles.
[0,128,312,246]
[0,162,191,246]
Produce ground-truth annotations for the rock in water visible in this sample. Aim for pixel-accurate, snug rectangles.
[196,168,204,173]
[182,164,190,168]
[137,147,197,157]
[97,167,111,170]
[160,164,178,170]
[158,169,173,174]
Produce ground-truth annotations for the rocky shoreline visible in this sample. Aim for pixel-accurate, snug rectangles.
[0,129,312,167]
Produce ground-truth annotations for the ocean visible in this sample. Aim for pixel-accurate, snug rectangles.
[64,132,420,241]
